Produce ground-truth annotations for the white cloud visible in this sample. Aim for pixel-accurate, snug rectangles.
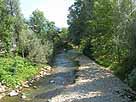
[20,0,74,27]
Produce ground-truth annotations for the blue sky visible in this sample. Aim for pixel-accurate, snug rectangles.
[20,0,74,28]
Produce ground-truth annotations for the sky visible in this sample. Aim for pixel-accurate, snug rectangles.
[20,0,74,28]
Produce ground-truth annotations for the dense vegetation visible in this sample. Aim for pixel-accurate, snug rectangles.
[0,0,136,93]
[68,0,136,90]
[0,56,38,87]
[0,0,67,88]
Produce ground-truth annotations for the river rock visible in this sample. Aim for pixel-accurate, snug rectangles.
[9,90,19,96]
[0,93,6,99]
[33,86,38,89]
[0,85,6,93]
[46,66,52,71]
[21,94,26,99]
[23,84,29,88]
[50,80,55,83]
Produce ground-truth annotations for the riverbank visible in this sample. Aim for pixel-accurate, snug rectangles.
[0,65,52,100]
[0,50,79,102]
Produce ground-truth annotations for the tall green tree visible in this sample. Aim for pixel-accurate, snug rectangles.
[68,0,83,45]
[29,9,57,43]
[29,9,47,34]
[0,0,23,52]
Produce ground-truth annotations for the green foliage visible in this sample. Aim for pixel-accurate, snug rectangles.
[59,28,68,40]
[0,56,38,87]
[29,9,57,42]
[18,24,54,64]
[18,24,34,57]
[128,69,136,90]
[68,0,136,90]
[0,0,23,52]
[29,9,47,35]
[28,38,53,64]
[25,9,61,64]
[0,0,62,89]
[67,0,84,45]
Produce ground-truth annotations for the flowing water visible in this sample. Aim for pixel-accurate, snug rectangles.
[1,50,80,102]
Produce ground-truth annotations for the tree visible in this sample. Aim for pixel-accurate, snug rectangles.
[26,9,59,64]
[29,9,47,34]
[67,0,83,45]
[29,9,57,43]
[0,0,23,52]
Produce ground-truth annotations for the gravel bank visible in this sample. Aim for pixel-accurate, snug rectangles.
[50,55,132,102]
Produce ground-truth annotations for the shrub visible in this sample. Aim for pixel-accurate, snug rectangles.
[127,69,136,90]
[18,26,34,57]
[28,38,53,64]
[18,27,54,64]
[0,56,38,87]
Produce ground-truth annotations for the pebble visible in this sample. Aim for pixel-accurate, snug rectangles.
[0,93,6,99]
[50,80,55,83]
[21,94,26,99]
[0,86,5,93]
[33,86,38,89]
[0,83,6,93]
[23,84,29,88]
[9,90,19,96]
[46,66,52,71]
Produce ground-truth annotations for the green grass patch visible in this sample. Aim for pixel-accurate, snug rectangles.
[0,56,38,88]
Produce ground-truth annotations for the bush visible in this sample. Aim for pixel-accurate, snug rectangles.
[18,26,54,64]
[18,26,34,57]
[0,56,38,87]
[127,69,136,90]
[28,38,53,64]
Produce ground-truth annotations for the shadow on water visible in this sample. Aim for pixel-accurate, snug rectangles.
[1,50,80,102]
